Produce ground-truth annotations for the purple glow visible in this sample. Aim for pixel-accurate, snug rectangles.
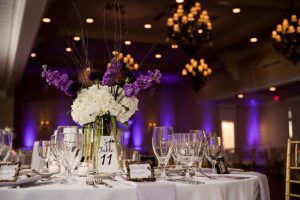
[131,113,143,148]
[201,103,214,133]
[23,105,37,148]
[56,100,72,126]
[161,74,181,84]
[247,99,260,146]
[159,89,174,127]
[122,131,130,146]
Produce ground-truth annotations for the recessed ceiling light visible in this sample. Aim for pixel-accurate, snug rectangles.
[30,53,36,58]
[86,18,94,23]
[197,29,203,34]
[155,54,162,59]
[124,40,132,45]
[42,18,51,23]
[237,93,244,99]
[176,0,184,3]
[86,67,91,72]
[65,47,72,52]
[73,36,80,41]
[144,24,152,29]
[232,8,241,14]
[250,37,258,43]
[269,86,276,92]
[171,44,178,49]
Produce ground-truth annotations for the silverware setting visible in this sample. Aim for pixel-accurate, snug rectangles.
[167,178,204,185]
[8,181,54,189]
[86,175,113,188]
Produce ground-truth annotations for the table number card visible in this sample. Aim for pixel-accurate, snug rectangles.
[98,136,120,173]
[0,162,21,182]
[125,161,155,182]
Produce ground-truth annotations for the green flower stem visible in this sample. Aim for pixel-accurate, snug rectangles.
[111,116,120,169]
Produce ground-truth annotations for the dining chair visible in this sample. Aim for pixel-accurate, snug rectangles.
[285,138,300,200]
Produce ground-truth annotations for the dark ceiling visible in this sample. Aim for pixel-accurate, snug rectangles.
[23,0,300,103]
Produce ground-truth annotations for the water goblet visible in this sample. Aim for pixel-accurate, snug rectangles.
[0,129,12,161]
[152,127,173,179]
[57,133,83,184]
[206,136,221,173]
[190,130,207,169]
[176,133,202,182]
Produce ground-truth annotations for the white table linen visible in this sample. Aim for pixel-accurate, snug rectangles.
[0,172,268,200]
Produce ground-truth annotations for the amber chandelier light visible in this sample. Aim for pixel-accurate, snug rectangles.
[181,58,212,91]
[108,52,139,71]
[271,14,300,64]
[166,1,212,55]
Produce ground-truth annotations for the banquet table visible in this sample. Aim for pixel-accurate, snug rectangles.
[0,171,270,200]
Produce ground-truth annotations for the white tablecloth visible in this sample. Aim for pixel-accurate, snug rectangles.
[0,173,266,200]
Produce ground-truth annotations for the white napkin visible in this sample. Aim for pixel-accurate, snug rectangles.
[115,175,176,200]
[0,175,41,187]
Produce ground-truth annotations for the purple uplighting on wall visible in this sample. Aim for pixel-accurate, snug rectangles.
[23,105,37,148]
[201,103,214,133]
[56,101,72,126]
[159,89,174,127]
[247,99,261,146]
[161,74,181,84]
[131,113,144,150]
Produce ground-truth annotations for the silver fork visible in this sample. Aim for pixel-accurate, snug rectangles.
[86,176,98,188]
[94,176,113,188]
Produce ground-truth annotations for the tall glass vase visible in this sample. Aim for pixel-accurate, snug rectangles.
[83,115,119,173]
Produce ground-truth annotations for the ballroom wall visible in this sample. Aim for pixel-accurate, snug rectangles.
[0,96,14,128]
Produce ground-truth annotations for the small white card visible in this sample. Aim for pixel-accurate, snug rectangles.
[125,161,155,181]
[97,136,120,173]
[0,162,20,182]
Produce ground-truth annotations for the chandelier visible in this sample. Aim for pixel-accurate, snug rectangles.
[271,14,300,64]
[181,58,212,91]
[166,1,212,54]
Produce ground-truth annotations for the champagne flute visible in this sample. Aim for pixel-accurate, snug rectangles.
[206,136,221,173]
[38,140,50,170]
[57,133,83,184]
[152,127,173,179]
[0,129,12,161]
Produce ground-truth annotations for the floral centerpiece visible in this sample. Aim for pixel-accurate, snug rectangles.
[42,55,161,172]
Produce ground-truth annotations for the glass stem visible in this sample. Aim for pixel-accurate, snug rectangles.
[161,163,166,179]
[185,165,191,181]
[212,162,216,172]
[66,169,71,180]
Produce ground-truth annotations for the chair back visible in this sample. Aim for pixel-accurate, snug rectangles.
[285,138,300,200]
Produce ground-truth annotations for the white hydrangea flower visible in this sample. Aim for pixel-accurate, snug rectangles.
[71,84,138,125]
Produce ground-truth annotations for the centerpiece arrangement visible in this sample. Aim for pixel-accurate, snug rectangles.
[41,54,161,173]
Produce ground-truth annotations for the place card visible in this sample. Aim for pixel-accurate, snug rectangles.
[98,136,120,173]
[125,161,155,182]
[216,157,229,174]
[0,162,21,182]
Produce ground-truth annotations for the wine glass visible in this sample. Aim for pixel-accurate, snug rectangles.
[56,126,78,136]
[0,129,12,162]
[206,136,221,173]
[190,130,207,169]
[170,133,181,168]
[38,140,50,170]
[152,127,173,179]
[57,133,83,184]
[176,133,201,182]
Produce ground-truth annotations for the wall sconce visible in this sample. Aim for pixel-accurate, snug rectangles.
[148,122,157,128]
[40,120,50,128]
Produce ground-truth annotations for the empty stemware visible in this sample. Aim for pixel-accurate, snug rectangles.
[37,140,50,170]
[152,127,173,179]
[0,129,12,162]
[57,133,83,184]
[206,136,221,173]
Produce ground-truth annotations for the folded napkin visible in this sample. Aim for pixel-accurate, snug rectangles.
[0,175,41,187]
[115,175,176,200]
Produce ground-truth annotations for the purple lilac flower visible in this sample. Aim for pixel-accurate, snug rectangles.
[41,65,73,96]
[124,69,162,97]
[102,57,122,86]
